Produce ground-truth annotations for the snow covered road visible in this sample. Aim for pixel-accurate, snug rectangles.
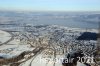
[0,30,12,45]
[20,49,63,66]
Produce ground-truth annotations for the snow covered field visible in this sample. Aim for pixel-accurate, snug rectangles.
[0,30,12,45]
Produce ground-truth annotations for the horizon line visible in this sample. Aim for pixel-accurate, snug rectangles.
[0,9,100,13]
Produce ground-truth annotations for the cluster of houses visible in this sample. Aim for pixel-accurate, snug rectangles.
[0,24,98,66]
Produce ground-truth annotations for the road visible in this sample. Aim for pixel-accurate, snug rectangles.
[0,30,14,46]
[20,48,63,66]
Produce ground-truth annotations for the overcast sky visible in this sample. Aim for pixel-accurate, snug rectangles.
[0,0,100,11]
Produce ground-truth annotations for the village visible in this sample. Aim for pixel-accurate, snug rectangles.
[0,24,98,66]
